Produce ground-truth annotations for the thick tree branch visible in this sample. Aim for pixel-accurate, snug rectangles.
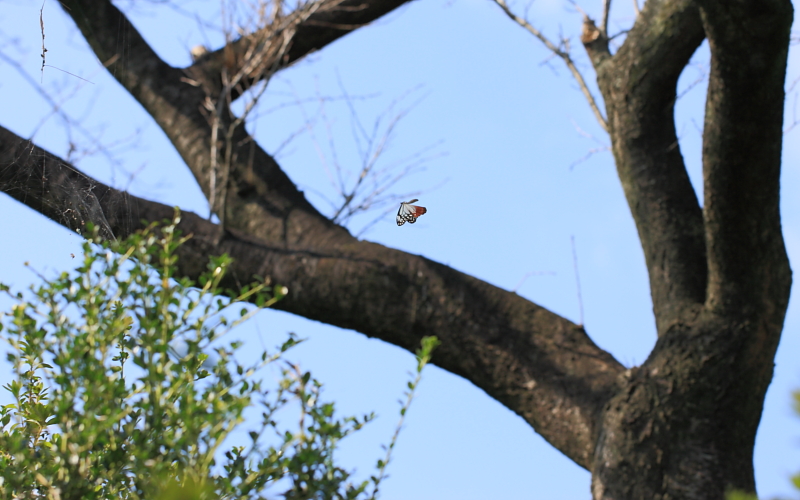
[585,0,707,336]
[192,0,414,95]
[698,0,793,316]
[58,0,348,248]
[696,1,794,478]
[0,124,625,469]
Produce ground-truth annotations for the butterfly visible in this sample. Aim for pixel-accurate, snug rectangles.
[396,199,427,226]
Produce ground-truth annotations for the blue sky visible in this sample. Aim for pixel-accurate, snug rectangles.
[1,0,799,498]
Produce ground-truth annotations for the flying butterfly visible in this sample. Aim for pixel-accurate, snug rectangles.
[396,199,427,226]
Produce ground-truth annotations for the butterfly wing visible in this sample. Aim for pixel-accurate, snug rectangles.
[396,200,427,226]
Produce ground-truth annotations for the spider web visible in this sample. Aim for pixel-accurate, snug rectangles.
[0,3,150,242]
[0,134,137,242]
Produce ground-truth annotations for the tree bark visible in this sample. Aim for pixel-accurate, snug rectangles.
[0,0,793,497]
[583,0,793,498]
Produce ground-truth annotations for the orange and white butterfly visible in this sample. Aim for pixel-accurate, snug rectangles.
[396,199,427,226]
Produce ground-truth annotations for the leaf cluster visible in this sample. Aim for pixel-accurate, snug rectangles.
[0,214,435,500]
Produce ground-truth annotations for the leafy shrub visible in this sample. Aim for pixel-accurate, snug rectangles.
[0,215,438,500]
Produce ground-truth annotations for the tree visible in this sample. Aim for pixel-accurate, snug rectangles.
[0,0,796,498]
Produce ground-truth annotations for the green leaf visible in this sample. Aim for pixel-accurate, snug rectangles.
[0,216,399,500]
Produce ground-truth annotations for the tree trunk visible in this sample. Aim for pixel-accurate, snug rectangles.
[584,0,793,497]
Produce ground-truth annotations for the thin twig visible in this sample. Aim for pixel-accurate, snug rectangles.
[571,235,585,326]
[784,92,799,135]
[40,0,46,81]
[600,0,611,36]
[369,337,438,500]
[39,0,94,84]
[676,61,708,100]
[788,73,800,92]
[203,0,338,225]
[492,0,608,132]
[512,271,556,293]
[632,0,640,16]
[569,119,611,169]
[294,76,442,231]
[0,49,137,195]
[43,66,95,84]
[569,145,610,169]
[608,28,630,41]
[37,0,93,84]
[201,0,440,234]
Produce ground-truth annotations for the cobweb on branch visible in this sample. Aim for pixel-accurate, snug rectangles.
[0,138,131,242]
[0,7,151,242]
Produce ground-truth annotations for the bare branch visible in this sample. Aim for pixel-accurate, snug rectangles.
[600,0,611,36]
[512,271,555,293]
[569,118,610,169]
[571,235,584,326]
[676,60,708,100]
[568,145,610,169]
[784,91,799,135]
[40,0,46,80]
[491,0,608,132]
[784,73,800,134]
[195,0,363,226]
[190,0,415,96]
[0,47,138,184]
[286,76,444,233]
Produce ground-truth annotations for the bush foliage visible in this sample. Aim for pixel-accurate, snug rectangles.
[0,216,438,500]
